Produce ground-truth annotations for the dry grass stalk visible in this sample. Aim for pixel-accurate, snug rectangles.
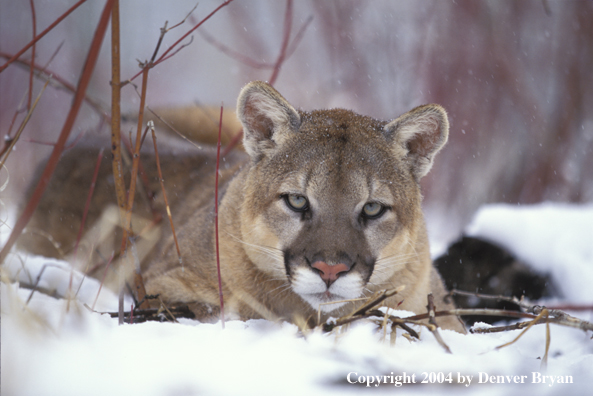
[150,122,182,272]
[495,307,551,369]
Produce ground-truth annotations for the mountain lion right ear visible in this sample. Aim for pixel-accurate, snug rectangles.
[384,104,449,180]
[237,81,301,161]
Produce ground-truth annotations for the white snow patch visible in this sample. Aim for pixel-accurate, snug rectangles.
[466,202,593,302]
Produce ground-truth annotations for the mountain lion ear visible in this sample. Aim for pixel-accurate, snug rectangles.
[237,81,301,161]
[384,104,449,180]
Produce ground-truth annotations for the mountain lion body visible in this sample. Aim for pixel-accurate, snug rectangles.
[21,81,465,332]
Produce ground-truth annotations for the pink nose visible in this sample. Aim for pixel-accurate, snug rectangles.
[312,261,349,285]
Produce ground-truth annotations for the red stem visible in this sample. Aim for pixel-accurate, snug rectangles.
[0,0,114,264]
[215,104,225,329]
[0,0,88,73]
[74,148,105,258]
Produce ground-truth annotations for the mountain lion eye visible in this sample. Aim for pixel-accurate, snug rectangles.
[362,202,385,218]
[284,194,309,212]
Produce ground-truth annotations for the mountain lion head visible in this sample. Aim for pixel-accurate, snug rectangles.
[236,81,448,313]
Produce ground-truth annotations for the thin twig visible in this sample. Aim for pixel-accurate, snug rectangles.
[146,106,202,150]
[168,2,199,30]
[449,289,529,309]
[151,37,195,66]
[320,287,404,331]
[470,321,535,334]
[147,1,199,64]
[150,21,169,64]
[128,0,235,82]
[93,303,195,324]
[349,287,404,317]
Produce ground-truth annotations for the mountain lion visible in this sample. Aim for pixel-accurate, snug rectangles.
[143,81,463,332]
[21,81,465,332]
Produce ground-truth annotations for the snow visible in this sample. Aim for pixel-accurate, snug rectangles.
[2,202,593,395]
[466,203,593,303]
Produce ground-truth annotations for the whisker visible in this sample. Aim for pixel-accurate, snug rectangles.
[224,231,285,263]
[268,282,292,296]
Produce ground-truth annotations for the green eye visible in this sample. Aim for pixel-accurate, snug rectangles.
[362,202,385,218]
[285,194,309,212]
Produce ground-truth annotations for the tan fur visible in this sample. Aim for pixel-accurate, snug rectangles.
[21,82,465,333]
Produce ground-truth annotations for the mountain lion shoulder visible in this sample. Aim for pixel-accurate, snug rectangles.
[143,81,465,332]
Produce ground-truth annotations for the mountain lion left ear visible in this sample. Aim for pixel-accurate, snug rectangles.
[384,104,449,180]
[236,81,301,162]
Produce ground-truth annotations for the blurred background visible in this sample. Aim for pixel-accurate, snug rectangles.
[1,0,592,250]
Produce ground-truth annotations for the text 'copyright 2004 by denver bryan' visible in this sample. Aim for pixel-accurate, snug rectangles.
[346,372,574,388]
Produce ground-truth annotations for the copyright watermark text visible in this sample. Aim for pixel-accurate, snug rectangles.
[346,372,574,388]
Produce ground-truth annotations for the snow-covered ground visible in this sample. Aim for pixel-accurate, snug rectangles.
[2,203,593,396]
